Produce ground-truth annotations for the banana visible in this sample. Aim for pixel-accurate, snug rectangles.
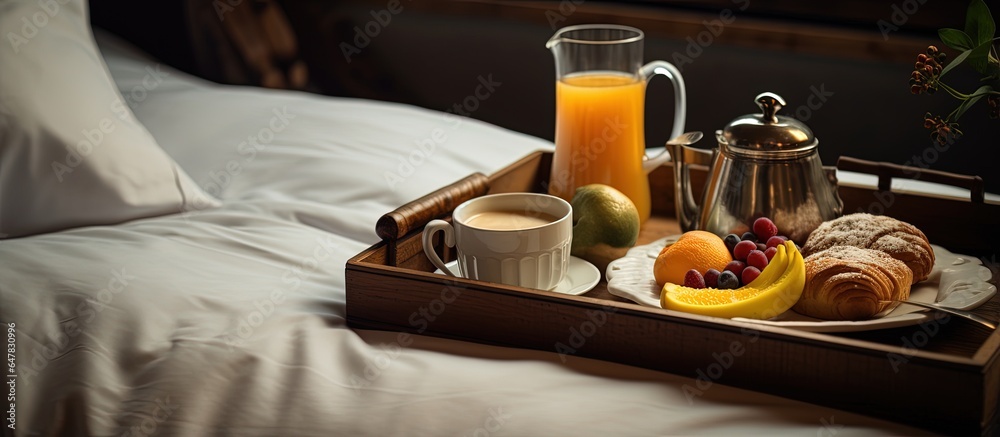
[736,241,805,319]
[660,241,806,320]
[747,244,788,288]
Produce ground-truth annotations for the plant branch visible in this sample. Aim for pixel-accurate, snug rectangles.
[939,82,970,99]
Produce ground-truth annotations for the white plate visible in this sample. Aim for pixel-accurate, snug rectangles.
[435,256,601,296]
[606,236,997,332]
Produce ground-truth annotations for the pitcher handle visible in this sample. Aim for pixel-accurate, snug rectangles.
[639,60,687,174]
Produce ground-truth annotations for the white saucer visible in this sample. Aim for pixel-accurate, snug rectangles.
[434,256,601,295]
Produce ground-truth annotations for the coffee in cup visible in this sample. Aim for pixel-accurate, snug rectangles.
[422,193,572,290]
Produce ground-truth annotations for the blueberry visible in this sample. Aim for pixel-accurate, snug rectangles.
[718,270,740,289]
[741,231,757,242]
[723,234,741,252]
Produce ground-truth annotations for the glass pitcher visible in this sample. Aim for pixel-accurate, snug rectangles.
[546,24,686,222]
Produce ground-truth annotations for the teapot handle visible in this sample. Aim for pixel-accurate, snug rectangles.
[639,60,686,174]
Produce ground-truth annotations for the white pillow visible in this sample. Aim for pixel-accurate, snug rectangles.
[0,0,218,238]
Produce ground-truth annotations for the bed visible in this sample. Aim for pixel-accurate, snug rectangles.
[1,1,987,435]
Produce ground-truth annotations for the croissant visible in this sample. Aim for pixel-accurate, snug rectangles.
[802,213,934,284]
[794,246,912,321]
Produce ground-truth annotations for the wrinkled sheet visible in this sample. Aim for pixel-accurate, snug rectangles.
[0,31,931,436]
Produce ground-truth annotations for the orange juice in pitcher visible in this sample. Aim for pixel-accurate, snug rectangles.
[546,25,687,223]
[550,72,649,219]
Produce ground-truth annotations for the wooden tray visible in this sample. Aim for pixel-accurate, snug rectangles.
[346,151,1000,435]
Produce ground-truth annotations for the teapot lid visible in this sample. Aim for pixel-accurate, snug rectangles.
[720,92,817,158]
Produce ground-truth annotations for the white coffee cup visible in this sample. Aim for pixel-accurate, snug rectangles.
[422,193,572,290]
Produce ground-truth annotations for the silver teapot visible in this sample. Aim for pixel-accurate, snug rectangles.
[666,92,843,242]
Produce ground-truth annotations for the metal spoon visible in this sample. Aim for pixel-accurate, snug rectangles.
[666,131,703,147]
[643,131,704,172]
[881,300,997,330]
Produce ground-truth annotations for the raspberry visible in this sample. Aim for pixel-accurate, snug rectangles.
[741,232,757,242]
[733,240,757,261]
[764,246,778,261]
[765,235,786,249]
[753,217,778,241]
[684,269,706,289]
[723,234,741,253]
[718,270,740,289]
[741,266,761,285]
[704,269,721,288]
[724,260,746,276]
[747,250,768,271]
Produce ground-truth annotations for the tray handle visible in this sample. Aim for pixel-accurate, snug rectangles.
[376,172,490,265]
[837,156,985,204]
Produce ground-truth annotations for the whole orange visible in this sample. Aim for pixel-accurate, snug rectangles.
[654,230,733,286]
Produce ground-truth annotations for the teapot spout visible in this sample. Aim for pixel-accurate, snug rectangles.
[666,139,713,232]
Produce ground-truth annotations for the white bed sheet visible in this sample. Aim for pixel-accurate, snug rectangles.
[0,31,933,436]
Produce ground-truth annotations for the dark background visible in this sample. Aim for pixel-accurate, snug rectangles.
[92,0,1000,193]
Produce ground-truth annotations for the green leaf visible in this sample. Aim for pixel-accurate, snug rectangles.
[952,85,993,121]
[965,39,995,75]
[939,28,974,51]
[964,0,995,46]
[940,48,973,78]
